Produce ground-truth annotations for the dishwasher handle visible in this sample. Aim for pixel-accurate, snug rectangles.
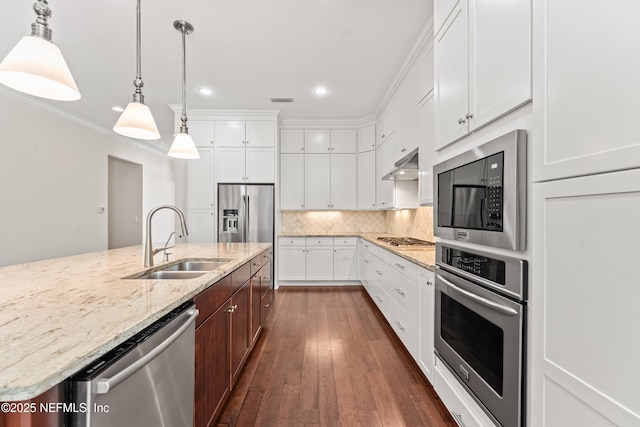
[95,307,199,395]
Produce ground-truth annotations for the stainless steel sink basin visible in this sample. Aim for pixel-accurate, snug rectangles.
[126,258,234,280]
[162,259,232,272]
[135,271,207,280]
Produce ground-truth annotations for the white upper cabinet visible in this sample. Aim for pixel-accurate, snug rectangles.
[419,46,435,102]
[376,138,395,209]
[330,130,357,153]
[304,130,331,153]
[533,0,640,181]
[215,120,275,182]
[186,147,215,209]
[435,0,460,35]
[395,67,420,161]
[419,94,435,205]
[357,150,376,210]
[189,121,215,147]
[245,121,275,147]
[280,130,304,153]
[330,154,357,210]
[377,97,398,146]
[435,0,531,149]
[357,125,376,153]
[214,121,246,147]
[280,154,305,210]
[304,154,331,209]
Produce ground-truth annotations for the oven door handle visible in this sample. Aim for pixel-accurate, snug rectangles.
[439,275,518,316]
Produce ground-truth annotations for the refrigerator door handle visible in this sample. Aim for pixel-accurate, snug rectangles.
[245,195,250,243]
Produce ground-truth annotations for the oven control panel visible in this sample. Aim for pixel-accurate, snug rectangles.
[440,246,506,286]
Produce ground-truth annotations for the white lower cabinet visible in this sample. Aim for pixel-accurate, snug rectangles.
[305,238,334,280]
[278,238,306,281]
[434,357,496,427]
[278,236,359,282]
[418,268,435,382]
[333,238,358,280]
[187,211,216,243]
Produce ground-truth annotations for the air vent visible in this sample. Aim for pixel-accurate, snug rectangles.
[270,97,294,103]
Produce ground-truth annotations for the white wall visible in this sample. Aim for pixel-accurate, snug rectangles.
[0,91,177,267]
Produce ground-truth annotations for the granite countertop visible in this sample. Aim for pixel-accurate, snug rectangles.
[279,232,436,271]
[0,242,270,402]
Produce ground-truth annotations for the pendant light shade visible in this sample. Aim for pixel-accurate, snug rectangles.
[113,0,160,140]
[169,20,199,159]
[0,1,80,101]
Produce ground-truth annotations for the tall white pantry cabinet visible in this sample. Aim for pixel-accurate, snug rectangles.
[530,1,640,426]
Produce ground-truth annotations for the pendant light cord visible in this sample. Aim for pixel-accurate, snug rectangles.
[133,0,144,102]
[180,25,187,130]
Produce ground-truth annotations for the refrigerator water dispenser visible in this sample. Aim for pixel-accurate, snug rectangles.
[222,209,239,233]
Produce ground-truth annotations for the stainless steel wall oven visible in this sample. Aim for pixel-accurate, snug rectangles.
[433,129,526,251]
[435,243,527,427]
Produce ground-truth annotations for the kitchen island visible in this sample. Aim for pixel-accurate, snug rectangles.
[0,242,271,402]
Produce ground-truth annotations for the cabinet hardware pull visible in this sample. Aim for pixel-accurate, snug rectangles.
[394,263,405,269]
[381,134,386,139]
[401,148,406,152]
[364,260,369,264]
[375,270,383,275]
[465,113,474,119]
[458,118,466,124]
[395,288,405,296]
[264,304,270,308]
[427,281,432,286]
[394,321,405,331]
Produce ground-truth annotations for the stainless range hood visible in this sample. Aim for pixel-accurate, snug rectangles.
[382,148,419,180]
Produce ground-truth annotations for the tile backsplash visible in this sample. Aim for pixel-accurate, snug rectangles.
[281,211,386,233]
[385,206,434,242]
[280,206,434,241]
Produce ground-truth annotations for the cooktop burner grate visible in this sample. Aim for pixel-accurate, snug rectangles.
[377,237,435,247]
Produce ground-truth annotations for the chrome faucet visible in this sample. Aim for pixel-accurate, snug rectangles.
[144,205,189,267]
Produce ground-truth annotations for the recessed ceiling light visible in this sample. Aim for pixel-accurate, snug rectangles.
[314,87,328,96]
[199,88,213,96]
[112,106,124,112]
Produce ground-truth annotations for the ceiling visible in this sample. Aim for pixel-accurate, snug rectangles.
[0,0,432,147]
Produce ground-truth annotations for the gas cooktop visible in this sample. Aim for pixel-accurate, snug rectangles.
[376,237,435,248]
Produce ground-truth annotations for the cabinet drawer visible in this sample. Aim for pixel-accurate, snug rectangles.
[387,268,419,322]
[389,253,418,282]
[194,275,231,327]
[261,249,270,264]
[433,357,496,427]
[367,280,389,316]
[261,287,273,324]
[231,262,251,293]
[333,237,358,246]
[387,300,418,358]
[306,237,333,246]
[280,237,306,246]
[250,254,262,276]
[366,242,390,263]
[372,255,392,288]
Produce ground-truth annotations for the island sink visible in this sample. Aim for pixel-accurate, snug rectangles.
[125,258,234,280]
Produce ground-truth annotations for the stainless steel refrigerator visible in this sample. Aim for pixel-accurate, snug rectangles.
[218,184,274,246]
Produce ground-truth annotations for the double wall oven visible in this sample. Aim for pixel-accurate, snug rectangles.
[433,130,528,427]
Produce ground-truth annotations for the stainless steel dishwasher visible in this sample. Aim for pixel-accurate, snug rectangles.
[68,301,198,427]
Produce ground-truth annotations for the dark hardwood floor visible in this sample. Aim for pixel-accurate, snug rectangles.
[216,286,456,427]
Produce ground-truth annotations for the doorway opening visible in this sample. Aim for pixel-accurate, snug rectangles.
[108,156,143,249]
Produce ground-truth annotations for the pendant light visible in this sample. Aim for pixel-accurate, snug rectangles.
[0,0,80,101]
[113,0,160,140]
[168,20,200,159]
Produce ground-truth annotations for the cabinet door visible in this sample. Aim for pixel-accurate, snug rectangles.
[398,67,420,160]
[468,0,531,132]
[394,89,407,162]
[251,275,261,345]
[305,154,331,209]
[357,150,376,210]
[435,2,469,149]
[278,246,306,280]
[280,154,305,210]
[215,121,246,147]
[216,147,246,182]
[231,282,250,384]
[376,138,394,209]
[330,153,356,210]
[187,211,216,243]
[419,94,435,205]
[334,246,357,280]
[246,121,275,147]
[418,268,435,382]
[187,147,215,209]
[280,129,304,153]
[246,147,275,183]
[304,130,331,153]
[357,125,376,153]
[194,302,230,427]
[189,121,215,147]
[419,46,435,102]
[330,130,357,153]
[306,247,334,280]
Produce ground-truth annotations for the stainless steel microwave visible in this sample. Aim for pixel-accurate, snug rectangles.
[433,130,527,251]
